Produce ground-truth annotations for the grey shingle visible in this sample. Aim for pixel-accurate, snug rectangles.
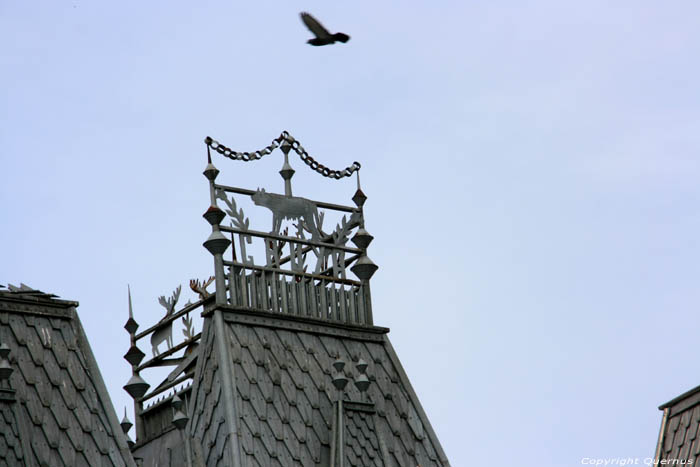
[185,306,450,466]
[0,289,135,467]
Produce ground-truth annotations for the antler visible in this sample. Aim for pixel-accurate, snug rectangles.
[158,285,182,315]
[189,276,215,300]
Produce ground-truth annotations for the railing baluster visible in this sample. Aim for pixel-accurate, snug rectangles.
[227,267,237,306]
[260,272,271,310]
[329,285,338,321]
[249,273,257,309]
[310,281,318,319]
[299,280,308,318]
[319,281,328,319]
[339,287,347,323]
[238,268,248,307]
[357,285,365,325]
[348,286,356,324]
[280,278,289,315]
[290,278,299,315]
[270,273,279,313]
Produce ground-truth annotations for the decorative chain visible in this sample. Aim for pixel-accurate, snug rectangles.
[205,132,361,180]
[205,134,284,162]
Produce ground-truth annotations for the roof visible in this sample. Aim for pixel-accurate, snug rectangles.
[187,304,450,466]
[0,284,136,466]
[654,384,700,464]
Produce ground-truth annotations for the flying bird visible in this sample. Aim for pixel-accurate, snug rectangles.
[300,12,350,46]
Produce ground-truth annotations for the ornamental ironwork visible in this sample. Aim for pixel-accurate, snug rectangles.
[203,131,378,325]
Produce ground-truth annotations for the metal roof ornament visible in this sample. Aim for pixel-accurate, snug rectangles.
[0,343,12,382]
[332,358,346,372]
[352,171,367,208]
[171,394,183,411]
[279,140,295,196]
[354,373,370,393]
[332,371,349,391]
[120,407,133,434]
[350,254,378,281]
[350,227,374,250]
[172,408,188,430]
[356,358,368,374]
[123,344,145,366]
[124,285,139,334]
[203,132,377,324]
[123,374,150,399]
[189,276,214,301]
[0,343,10,361]
[151,286,181,357]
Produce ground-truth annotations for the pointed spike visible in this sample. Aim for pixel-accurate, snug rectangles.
[124,285,139,334]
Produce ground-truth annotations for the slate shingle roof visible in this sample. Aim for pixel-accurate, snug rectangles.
[188,305,450,467]
[188,317,231,467]
[655,385,700,464]
[0,284,135,467]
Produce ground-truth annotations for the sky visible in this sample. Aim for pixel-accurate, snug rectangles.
[3,1,700,465]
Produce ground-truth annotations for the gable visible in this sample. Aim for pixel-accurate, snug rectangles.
[0,289,135,466]
[195,307,451,466]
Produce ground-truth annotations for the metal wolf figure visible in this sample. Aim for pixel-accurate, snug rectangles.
[251,188,320,241]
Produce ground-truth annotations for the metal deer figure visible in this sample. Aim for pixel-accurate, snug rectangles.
[189,276,214,300]
[251,188,321,241]
[151,285,181,356]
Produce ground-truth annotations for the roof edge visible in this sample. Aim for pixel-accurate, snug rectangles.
[659,383,700,410]
[384,336,451,466]
[71,308,137,466]
[214,304,390,342]
[0,293,79,308]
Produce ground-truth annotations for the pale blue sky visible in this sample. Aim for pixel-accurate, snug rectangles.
[3,2,700,465]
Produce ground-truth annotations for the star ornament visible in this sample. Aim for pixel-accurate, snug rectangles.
[300,12,350,46]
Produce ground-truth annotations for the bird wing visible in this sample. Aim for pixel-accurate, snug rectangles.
[300,12,331,38]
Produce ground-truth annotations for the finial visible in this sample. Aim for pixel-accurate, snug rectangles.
[332,358,346,372]
[352,187,367,208]
[172,408,188,430]
[203,138,220,181]
[356,358,368,374]
[123,374,150,399]
[354,373,370,392]
[351,254,378,281]
[128,285,133,316]
[172,394,183,411]
[354,358,370,392]
[279,140,295,196]
[120,407,133,434]
[0,343,12,382]
[351,228,374,249]
[124,344,145,366]
[124,285,139,334]
[332,372,349,391]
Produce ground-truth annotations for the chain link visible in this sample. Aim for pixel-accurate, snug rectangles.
[205,132,360,180]
[205,135,284,162]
